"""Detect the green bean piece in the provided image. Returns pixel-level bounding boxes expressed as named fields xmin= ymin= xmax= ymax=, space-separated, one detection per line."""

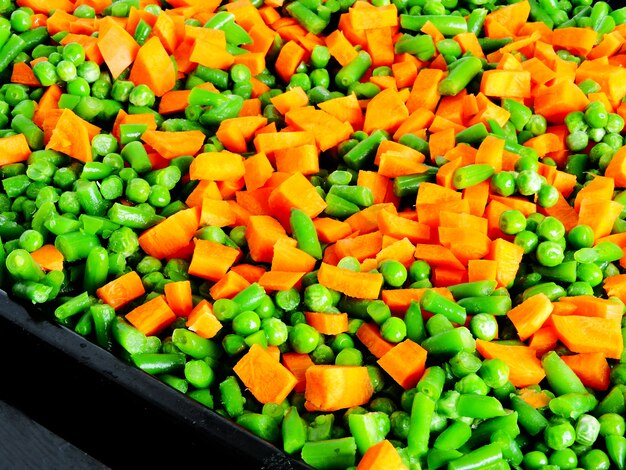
xmin=84 ymin=246 xmax=109 ymax=294
xmin=219 ymin=375 xmax=246 ymax=418
xmin=172 ymin=328 xmax=221 ymax=360
xmin=420 ymin=289 xmax=466 ymax=325
xmin=12 ymin=280 xmax=52 ymax=304
xmin=509 ymin=393 xmax=549 ymax=436
xmin=400 ymin=14 xmax=468 ymax=36
xmin=290 ymin=208 xmax=323 ymax=260
xmin=335 ymin=51 xmax=372 ymax=89
xmin=541 ymin=351 xmax=588 ymax=396
xmin=131 ymin=352 xmax=186 ymax=375
xmin=407 ymin=392 xmax=435 ymax=458
xmin=54 ymin=291 xmax=94 ymax=321
xmin=90 ymin=303 xmax=115 ymax=351
xmin=55 ymin=231 xmax=101 ymax=262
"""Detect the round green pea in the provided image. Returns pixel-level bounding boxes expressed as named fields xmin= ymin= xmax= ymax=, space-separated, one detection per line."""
xmin=499 ymin=209 xmax=527 ymax=235
xmin=515 ymin=155 xmax=540 ymax=172
xmin=566 ymin=281 xmax=594 ymax=297
xmin=232 ymin=310 xmax=261 ymax=336
xmin=567 ymin=224 xmax=595 ymax=249
xmin=537 ymin=184 xmax=559 ymax=208
xmin=514 ymin=230 xmax=539 ymax=254
xmin=536 ymin=216 xmax=566 ymax=241
xmin=584 ymin=101 xmax=609 ymax=129
xmin=516 ymin=170 xmax=543 ymax=196
xmin=469 ymin=313 xmax=498 ymax=341
xmin=536 ymin=241 xmax=565 ymax=267
xmin=578 ymin=449 xmax=610 ymax=470
xmin=289 ymin=322 xmax=320 ymax=354
xmin=490 ymin=171 xmax=517 ymax=197
xmin=576 ymin=262 xmax=603 ymax=287
xmin=525 ymin=212 xmax=545 ymax=232
xmin=548 ymin=448 xmax=577 ymax=469
xmin=62 ymin=42 xmax=86 ymax=66
xmin=222 ymin=333 xmax=247 ymax=356
xmin=337 ymin=256 xmax=360 ymax=272
xmin=478 ymin=358 xmax=509 ymax=389
xmin=523 ymin=450 xmax=549 ymax=469
xmin=10 ymin=9 xmax=32 ymax=32
xmin=335 ymin=347 xmax=363 ymax=366
xmin=380 ymin=316 xmax=407 ymax=343
xmin=544 ymin=420 xmax=576 ymax=450
xmin=379 ymin=259 xmax=407 ymax=287
xmin=303 ymin=283 xmax=334 ymax=313
xmin=18 ymin=229 xmax=44 ymax=252
xmin=261 ymin=317 xmax=288 ymax=346
xmin=409 ymin=260 xmax=431 ymax=282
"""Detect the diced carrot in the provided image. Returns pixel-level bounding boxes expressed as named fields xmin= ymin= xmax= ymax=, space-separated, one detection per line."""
xmin=188 ymin=239 xmax=240 ymax=281
xmin=305 ymin=312 xmax=349 ymax=335
xmin=561 ymin=352 xmax=611 ymax=391
xmin=164 ymin=280 xmax=193 ymax=317
xmin=551 ymin=315 xmax=623 ymax=360
xmin=304 ymin=365 xmax=373 ymax=412
xmin=475 ymin=339 xmax=546 ymax=388
xmin=377 ymin=339 xmax=427 ymax=389
xmin=507 ymin=293 xmax=554 ymax=341
xmin=186 ymin=300 xmax=223 ymax=339
xmin=281 ymin=352 xmax=314 ymax=393
xmin=96 ymin=271 xmax=145 ymax=310
xmin=233 ymin=343 xmax=297 ymax=404
xmin=125 ymin=294 xmax=177 ymax=336
xmin=356 ymin=439 xmax=407 ymax=470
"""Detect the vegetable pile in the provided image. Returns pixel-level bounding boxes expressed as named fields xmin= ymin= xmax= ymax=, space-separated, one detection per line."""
xmin=3 ymin=0 xmax=626 ymax=468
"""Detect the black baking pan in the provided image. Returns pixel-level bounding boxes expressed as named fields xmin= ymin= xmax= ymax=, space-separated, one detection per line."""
xmin=0 ymin=291 xmax=311 ymax=469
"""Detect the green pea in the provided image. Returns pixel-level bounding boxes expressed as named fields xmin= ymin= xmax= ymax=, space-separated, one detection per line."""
xmin=469 ymin=313 xmax=498 ymax=341
xmin=303 ymin=283 xmax=334 ymax=313
xmin=125 ymin=178 xmax=151 ymax=203
xmin=478 ymin=358 xmax=509 ymax=389
xmin=261 ymin=317 xmax=288 ymax=346
xmin=62 ymin=42 xmax=86 ymax=66
xmin=379 ymin=259 xmax=407 ymax=287
xmin=544 ymin=420 xmax=576 ymax=450
xmin=490 ymin=171 xmax=517 ymax=197
xmin=548 ymin=448 xmax=577 ymax=469
xmin=337 ymin=256 xmax=361 ymax=272
xmin=578 ymin=449 xmax=610 ymax=470
xmin=606 ymin=113 xmax=625 ymax=134
xmin=523 ymin=450 xmax=549 ymax=469
xmin=18 ymin=229 xmax=44 ymax=252
xmin=566 ymin=130 xmax=589 ymax=152
xmin=584 ymin=101 xmax=609 ymax=129
xmin=536 ymin=216 xmax=566 ymax=242
xmin=409 ymin=260 xmax=431 ymax=282
xmin=536 ymin=241 xmax=565 ymax=267
xmin=514 ymin=230 xmax=539 ymax=254
xmin=566 ymin=281 xmax=594 ymax=296
xmin=576 ymin=262 xmax=603 ymax=287
xmin=499 ymin=209 xmax=526 ymax=235
xmin=525 ymin=212 xmax=545 ymax=233
xmin=516 ymin=170 xmax=543 ymax=196
xmin=335 ymin=347 xmax=363 ymax=366
xmin=232 ymin=310 xmax=261 ymax=336
xmin=537 ymin=184 xmax=559 ymax=208
xmin=10 ymin=8 xmax=32 ymax=32
xmin=567 ymin=224 xmax=594 ymax=249
xmin=380 ymin=316 xmax=407 ymax=343
xmin=289 ymin=322 xmax=320 ymax=354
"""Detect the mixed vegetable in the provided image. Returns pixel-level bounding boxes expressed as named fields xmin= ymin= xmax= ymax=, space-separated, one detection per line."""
xmin=2 ymin=0 xmax=626 ymax=468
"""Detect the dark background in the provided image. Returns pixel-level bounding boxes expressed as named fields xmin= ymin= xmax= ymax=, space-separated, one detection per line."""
xmin=0 ymin=293 xmax=309 ymax=469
